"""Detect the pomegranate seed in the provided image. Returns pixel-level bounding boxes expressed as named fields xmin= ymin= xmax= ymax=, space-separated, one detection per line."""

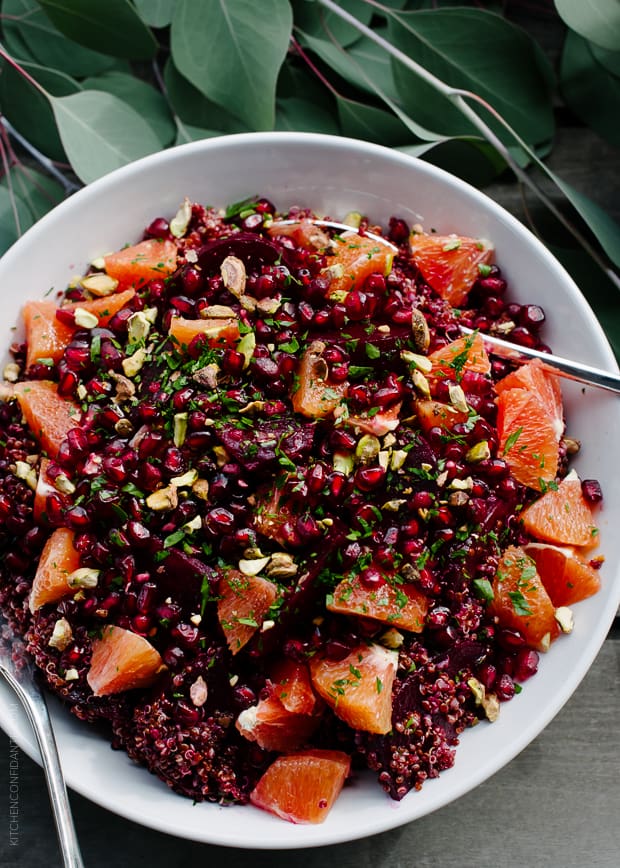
xmin=519 ymin=304 xmax=545 ymax=329
xmin=145 ymin=217 xmax=170 ymax=238
xmin=497 ymin=627 xmax=526 ymax=651
xmin=388 ymin=217 xmax=409 ymax=243
xmin=513 ymin=648 xmax=539 ymax=682
xmin=581 ymin=479 xmax=603 ymax=503
xmin=182 ymin=267 xmax=203 ymax=296
xmin=496 ymin=673 xmax=516 ymax=701
xmin=55 ymin=307 xmax=76 ymax=327
xmin=355 ymin=466 xmax=386 ymax=491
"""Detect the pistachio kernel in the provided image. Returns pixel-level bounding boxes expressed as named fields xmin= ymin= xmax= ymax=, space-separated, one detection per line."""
xmin=48 ymin=618 xmax=73 ymax=651
xmin=67 ymin=568 xmax=100 ymax=590
xmin=239 ymin=556 xmax=270 ymax=577
xmin=170 ymin=197 xmax=193 ymax=238
xmin=80 ymin=273 xmax=119 ymax=297
xmin=265 ymin=552 xmax=298 ymax=579
xmin=555 ymin=606 xmax=574 ymax=634
xmin=189 ymin=675 xmax=209 ymax=707
xmin=220 ymin=256 xmax=247 ymax=298
xmin=410 ymin=308 xmax=430 ymax=353
xmin=355 ymin=434 xmax=380 ymax=465
xmin=122 ymin=347 xmax=148 ymax=378
xmin=466 ymin=440 xmax=491 ymax=463
xmin=146 ymin=486 xmax=178 ymax=512
xmin=3 ymin=362 xmax=19 ymax=383
xmin=73 ymin=307 xmax=99 ymax=329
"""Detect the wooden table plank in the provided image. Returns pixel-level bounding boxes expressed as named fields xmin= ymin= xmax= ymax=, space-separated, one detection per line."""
xmin=1 ymin=640 xmax=617 ymax=867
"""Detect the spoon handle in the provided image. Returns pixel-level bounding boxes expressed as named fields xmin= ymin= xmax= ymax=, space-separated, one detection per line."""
xmin=461 ymin=327 xmax=620 ymax=395
xmin=0 ymin=665 xmax=85 ymax=868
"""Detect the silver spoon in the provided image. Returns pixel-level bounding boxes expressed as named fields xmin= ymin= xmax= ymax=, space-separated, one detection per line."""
xmin=0 ymin=619 xmax=85 ymax=867
xmin=270 ymin=219 xmax=620 ymax=395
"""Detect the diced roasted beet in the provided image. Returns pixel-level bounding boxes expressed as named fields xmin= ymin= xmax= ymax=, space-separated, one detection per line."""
xmin=217 ymin=418 xmax=315 ymax=474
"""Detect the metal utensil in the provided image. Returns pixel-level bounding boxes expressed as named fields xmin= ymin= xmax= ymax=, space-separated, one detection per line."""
xmin=460 ymin=327 xmax=620 ymax=395
xmin=0 ymin=619 xmax=85 ymax=868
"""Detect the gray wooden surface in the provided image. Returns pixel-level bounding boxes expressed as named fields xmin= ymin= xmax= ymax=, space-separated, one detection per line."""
xmin=1 ymin=11 xmax=620 ymax=868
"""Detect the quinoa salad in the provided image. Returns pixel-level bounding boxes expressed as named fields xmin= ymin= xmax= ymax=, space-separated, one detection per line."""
xmin=0 ymin=195 xmax=603 ymax=824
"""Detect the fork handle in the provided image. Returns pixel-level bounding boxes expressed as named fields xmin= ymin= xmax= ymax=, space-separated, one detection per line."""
xmin=1 ymin=668 xmax=85 ymax=868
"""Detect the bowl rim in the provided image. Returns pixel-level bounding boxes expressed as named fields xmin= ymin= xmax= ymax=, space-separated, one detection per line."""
xmin=1 ymin=131 xmax=619 ymax=849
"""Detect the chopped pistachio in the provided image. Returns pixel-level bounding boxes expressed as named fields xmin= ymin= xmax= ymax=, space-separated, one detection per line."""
xmin=122 ymin=347 xmax=148 ymax=378
xmin=266 ymin=552 xmax=298 ymax=579
xmin=563 ymin=436 xmax=581 ymax=455
xmin=377 ymin=324 xmax=391 ymax=334
xmin=449 ymin=476 xmax=473 ymax=491
xmin=435 ymin=470 xmax=449 ymax=488
xmin=382 ymin=498 xmax=406 ymax=512
xmin=76 ymin=384 xmax=88 ymax=401
xmin=189 ymin=613 xmax=202 ymax=626
xmin=171 ymin=468 xmax=199 ymax=488
xmin=494 ymin=320 xmax=515 ymax=335
xmin=555 ymin=606 xmax=574 ymax=634
xmin=466 ymin=440 xmax=491 ymax=463
xmin=229 ymin=674 xmax=239 ymax=687
xmin=390 ymin=449 xmax=408 ymax=471
xmin=333 ymin=451 xmax=354 ymax=475
xmin=67 ymin=568 xmax=100 ymax=590
xmin=401 ymin=563 xmax=420 ymax=582
xmin=146 ymin=486 xmax=178 ymax=511
xmin=3 ymin=362 xmax=19 ymax=383
xmin=64 ymin=668 xmax=79 ymax=682
xmin=200 ymin=304 xmax=237 ymax=319
xmin=15 ymin=460 xmax=37 ymax=490
xmin=378 ymin=450 xmax=391 ymax=470
xmin=54 ymin=473 xmax=76 ymax=495
xmin=383 ymin=432 xmax=397 ymax=449
xmin=240 ymin=294 xmax=257 ymax=312
xmin=114 ymin=417 xmax=134 ymax=437
xmin=238 ymin=400 xmax=267 ymax=416
xmin=183 ymin=515 xmax=202 ymax=533
xmin=412 ymin=369 xmax=431 ymax=398
xmin=73 ymin=307 xmax=99 ymax=329
xmin=189 ymin=675 xmax=208 ymax=707
xmin=255 ymin=297 xmax=281 ymax=315
xmin=237 ymin=331 xmax=256 ymax=369
xmin=127 ymin=310 xmax=152 ymax=343
xmin=325 ymin=263 xmax=344 ymax=281
xmin=448 ymin=383 xmax=469 ymax=413
xmin=173 ymin=412 xmax=188 ymax=447
xmin=220 ymin=255 xmax=247 ymax=297
xmin=343 ymin=210 xmax=362 ymax=228
xmin=243 ymin=546 xmax=266 ymax=560
xmin=89 ymin=255 xmax=106 ymax=270
xmin=239 ymin=556 xmax=271 ymax=576
xmin=81 ymin=272 xmax=119 ymax=297
xmin=185 ymin=249 xmax=198 ymax=264
xmin=380 ymin=627 xmax=404 ymax=649
xmin=48 ymin=618 xmax=73 ymax=651
xmin=329 ymin=289 xmax=348 ymax=303
xmin=170 ymin=197 xmax=193 ymax=238
xmin=355 ymin=433 xmax=380 ymax=465
xmin=400 ymin=349 xmax=433 ymax=374
xmin=212 ymin=445 xmax=229 ymax=468
xmin=539 ymin=631 xmax=552 ymax=653
xmin=260 ymin=619 xmax=275 ymax=632
xmin=193 ymin=363 xmax=220 ymax=389
xmin=192 ymin=478 xmax=210 ymax=500
xmin=411 ymin=308 xmax=430 ymax=353
xmin=468 ymin=677 xmax=500 ymax=722
xmin=448 ymin=490 xmax=470 ymax=508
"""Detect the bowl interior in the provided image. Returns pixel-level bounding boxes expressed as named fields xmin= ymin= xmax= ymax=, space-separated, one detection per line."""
xmin=1 ymin=133 xmax=619 ymax=849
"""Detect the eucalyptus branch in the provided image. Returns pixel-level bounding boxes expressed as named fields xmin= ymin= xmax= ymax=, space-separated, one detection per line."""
xmin=0 ymin=127 xmax=21 ymax=235
xmin=0 ymin=118 xmax=80 ymax=194
xmin=316 ymin=0 xmax=620 ymax=288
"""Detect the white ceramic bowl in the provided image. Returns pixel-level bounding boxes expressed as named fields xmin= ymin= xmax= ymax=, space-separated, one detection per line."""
xmin=1 ymin=133 xmax=619 ymax=849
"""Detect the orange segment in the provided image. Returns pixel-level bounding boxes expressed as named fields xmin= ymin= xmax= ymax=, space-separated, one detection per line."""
xmin=309 ymin=643 xmax=397 ymax=735
xmin=292 ymin=341 xmax=347 ymax=420
xmin=13 ymin=380 xmax=81 ymax=458
xmin=250 ymin=749 xmax=351 ymax=824
xmin=87 ymin=625 xmax=163 ymax=696
xmin=236 ymin=689 xmax=321 ymax=753
xmin=270 ymin=659 xmax=319 ymax=715
xmin=496 ymin=388 xmax=559 ymax=491
xmin=323 ymin=232 xmax=393 ymax=297
xmin=169 ymin=316 xmax=240 ymax=351
xmin=523 ymin=542 xmax=602 ymax=607
xmin=496 ymin=359 xmax=563 ymax=436
xmin=67 ymin=287 xmax=136 ymax=327
xmin=428 ymin=333 xmax=491 ymax=383
xmin=23 ymin=299 xmax=74 ymax=368
xmin=29 ymin=527 xmax=80 ymax=612
xmin=268 ymin=219 xmax=330 ymax=251
xmin=520 ymin=471 xmax=598 ymax=546
xmin=217 ymin=570 xmax=278 ymax=654
xmin=415 ymin=399 xmax=469 ymax=434
xmin=327 ymin=574 xmax=429 ymax=632
xmin=409 ymin=232 xmax=493 ymax=306
xmin=104 ymin=238 xmax=177 ymax=290
xmin=346 ymin=402 xmax=402 ymax=437
xmin=488 ymin=545 xmax=558 ymax=652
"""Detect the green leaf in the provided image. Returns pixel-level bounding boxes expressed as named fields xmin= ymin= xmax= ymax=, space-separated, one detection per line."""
xmin=4 ymin=166 xmax=65 ymax=222
xmin=336 ymin=94 xmax=411 ymax=146
xmin=560 ymin=30 xmax=620 ymax=149
xmin=0 ymin=57 xmax=80 ymax=161
xmin=590 ymin=43 xmax=620 ymax=77
xmin=421 ymin=138 xmax=507 ymax=187
xmin=388 ymin=8 xmax=555 ymax=147
xmin=2 ymin=0 xmax=117 ymax=75
xmin=174 ymin=120 xmax=222 ymax=145
xmin=0 ymin=185 xmax=34 ymax=254
xmin=36 ymin=0 xmax=157 ymax=59
xmin=81 ymin=71 xmax=176 ymax=147
xmin=133 ymin=0 xmax=175 ymax=28
xmin=555 ymin=0 xmax=620 ymax=52
xmin=170 ymin=0 xmax=293 ymax=130
xmin=347 ymin=32 xmax=402 ymax=102
xmin=292 ymin=0 xmax=373 ymax=48
xmin=163 ymin=59 xmax=246 ymax=132
xmin=547 ymin=176 xmax=620 ymax=270
xmin=276 ymin=97 xmax=339 ymax=134
xmin=49 ymin=90 xmax=162 ymax=184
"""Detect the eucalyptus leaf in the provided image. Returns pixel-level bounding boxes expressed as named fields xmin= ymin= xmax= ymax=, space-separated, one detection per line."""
xmin=276 ymin=97 xmax=339 ymax=134
xmin=590 ymin=43 xmax=620 ymax=77
xmin=0 ymin=57 xmax=80 ymax=161
xmin=277 ymin=60 xmax=330 ymax=107
xmin=174 ymin=121 xmax=222 ymax=146
xmin=561 ymin=31 xmax=620 ymax=149
xmin=37 ymin=0 xmax=157 ymax=60
xmin=293 ymin=0 xmax=373 ymax=48
xmin=2 ymin=0 xmax=117 ymax=75
xmin=133 ymin=0 xmax=175 ymax=29
xmin=548 ymin=174 xmax=620 ymax=270
xmin=170 ymin=0 xmax=293 ymax=130
xmin=336 ymin=94 xmax=412 ymax=146
xmin=49 ymin=90 xmax=162 ymax=184
xmin=164 ymin=59 xmax=247 ymax=133
xmin=388 ymin=8 xmax=555 ymax=147
xmin=347 ymin=32 xmax=402 ymax=102
xmin=555 ymin=0 xmax=620 ymax=53
xmin=82 ymin=71 xmax=176 ymax=147
xmin=8 ymin=166 xmax=65 ymax=222
xmin=422 ymin=138 xmax=507 ymax=187
xmin=0 ymin=185 xmax=34 ymax=254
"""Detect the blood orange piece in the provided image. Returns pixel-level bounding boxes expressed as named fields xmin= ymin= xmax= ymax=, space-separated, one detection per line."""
xmin=415 ymin=399 xmax=469 ymax=434
xmin=409 ymin=232 xmax=493 ymax=306
xmin=13 ymin=380 xmax=81 ymax=458
xmin=87 ymin=625 xmax=163 ymax=696
xmin=292 ymin=341 xmax=347 ymax=420
xmin=236 ymin=688 xmax=321 ymax=753
xmin=327 ymin=574 xmax=429 ymax=633
xmin=217 ymin=570 xmax=278 ymax=655
xmin=33 ymin=458 xmax=64 ymax=523
xmin=428 ymin=333 xmax=491 ymax=383
xmin=496 ymin=359 xmax=563 ymax=438
xmin=523 ymin=542 xmax=602 ymax=607
xmin=29 ymin=527 xmax=80 ymax=612
xmin=488 ymin=545 xmax=558 ymax=652
xmin=250 ymin=749 xmax=351 ymax=824
xmin=496 ymin=387 xmax=559 ymax=491
xmin=67 ymin=287 xmax=136 ymax=327
xmin=168 ymin=316 xmax=240 ymax=351
xmin=103 ymin=238 xmax=177 ymax=290
xmin=22 ymin=299 xmax=74 ymax=368
xmin=268 ymin=219 xmax=331 ymax=251
xmin=309 ymin=643 xmax=397 ymax=735
xmin=346 ymin=402 xmax=402 ymax=437
xmin=520 ymin=471 xmax=599 ymax=546
xmin=324 ymin=232 xmax=393 ymax=298
xmin=270 ymin=659 xmax=319 ymax=715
